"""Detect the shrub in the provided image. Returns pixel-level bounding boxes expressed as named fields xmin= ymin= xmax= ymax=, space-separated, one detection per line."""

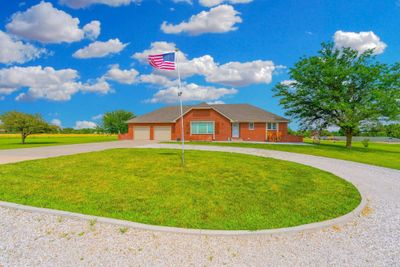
xmin=361 ymin=138 xmax=370 ymax=148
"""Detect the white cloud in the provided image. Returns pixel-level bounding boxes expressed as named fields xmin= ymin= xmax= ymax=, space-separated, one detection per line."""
xmin=333 ymin=30 xmax=387 ymax=55
xmin=0 ymin=30 xmax=46 ymax=64
xmin=161 ymin=5 xmax=242 ymax=35
xmin=280 ymin=80 xmax=296 ymax=86
xmin=80 ymin=78 xmax=110 ymax=93
xmin=92 ymin=114 xmax=103 ymax=120
xmin=104 ymin=65 xmax=138 ymax=84
xmin=132 ymin=41 xmax=184 ymax=62
xmin=51 ymin=119 xmax=62 ymax=127
xmin=74 ymin=120 xmax=97 ymax=129
xmin=147 ymin=82 xmax=237 ymax=103
xmin=205 ymin=60 xmax=276 ymax=86
xmin=199 ymin=0 xmax=252 ymax=7
xmin=59 ymin=0 xmax=136 ymax=8
xmin=138 ymin=73 xmax=178 ymax=88
xmin=207 ymin=100 xmax=225 ymax=104
xmin=73 ymin=39 xmax=127 ymax=59
xmin=83 ymin=20 xmax=101 ymax=40
xmin=133 ymin=41 xmax=279 ymax=87
xmin=0 ymin=66 xmax=111 ymax=101
xmin=6 ymin=2 xmax=97 ymax=43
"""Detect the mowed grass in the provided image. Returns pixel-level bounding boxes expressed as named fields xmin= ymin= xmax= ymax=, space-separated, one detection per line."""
xmin=0 ymin=149 xmax=361 ymax=230
xmin=171 ymin=139 xmax=400 ymax=170
xmin=0 ymin=134 xmax=117 ymax=150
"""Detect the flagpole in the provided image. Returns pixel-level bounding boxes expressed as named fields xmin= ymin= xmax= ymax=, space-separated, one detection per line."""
xmin=175 ymin=49 xmax=185 ymax=166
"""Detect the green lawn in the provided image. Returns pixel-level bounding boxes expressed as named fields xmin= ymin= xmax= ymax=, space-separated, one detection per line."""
xmin=0 ymin=148 xmax=361 ymax=230
xmin=0 ymin=134 xmax=117 ymax=150
xmin=170 ymin=139 xmax=400 ymax=170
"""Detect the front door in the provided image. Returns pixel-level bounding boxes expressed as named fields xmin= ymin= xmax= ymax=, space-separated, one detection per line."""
xmin=232 ymin=122 xmax=239 ymax=138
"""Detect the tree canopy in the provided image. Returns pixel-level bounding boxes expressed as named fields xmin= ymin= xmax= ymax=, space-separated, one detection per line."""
xmin=273 ymin=42 xmax=400 ymax=148
xmin=0 ymin=111 xmax=55 ymax=144
xmin=101 ymin=110 xmax=134 ymax=134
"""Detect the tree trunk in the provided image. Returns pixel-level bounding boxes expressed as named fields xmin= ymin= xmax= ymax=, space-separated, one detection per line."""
xmin=21 ymin=133 xmax=26 ymax=144
xmin=345 ymin=129 xmax=353 ymax=148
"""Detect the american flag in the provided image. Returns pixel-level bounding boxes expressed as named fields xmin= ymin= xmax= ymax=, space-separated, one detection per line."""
xmin=148 ymin=52 xmax=176 ymax=70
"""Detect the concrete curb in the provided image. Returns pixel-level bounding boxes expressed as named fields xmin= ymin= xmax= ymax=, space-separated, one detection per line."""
xmin=0 ymin=144 xmax=368 ymax=236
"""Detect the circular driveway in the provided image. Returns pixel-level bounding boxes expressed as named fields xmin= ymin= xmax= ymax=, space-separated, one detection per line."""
xmin=0 ymin=142 xmax=399 ymax=266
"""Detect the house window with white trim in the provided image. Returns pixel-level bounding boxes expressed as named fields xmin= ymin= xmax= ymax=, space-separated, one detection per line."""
xmin=191 ymin=121 xmax=214 ymax=134
xmin=267 ymin=122 xmax=278 ymax=130
xmin=249 ymin=122 xmax=254 ymax=130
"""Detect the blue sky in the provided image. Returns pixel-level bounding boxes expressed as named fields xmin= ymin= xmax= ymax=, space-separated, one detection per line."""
xmin=0 ymin=0 xmax=399 ymax=129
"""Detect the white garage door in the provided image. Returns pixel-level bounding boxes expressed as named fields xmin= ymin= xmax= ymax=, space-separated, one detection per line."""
xmin=154 ymin=126 xmax=171 ymax=140
xmin=134 ymin=126 xmax=150 ymax=140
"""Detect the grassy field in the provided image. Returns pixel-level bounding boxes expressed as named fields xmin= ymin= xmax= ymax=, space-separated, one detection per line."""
xmin=170 ymin=139 xmax=400 ymax=170
xmin=0 ymin=134 xmax=117 ymax=150
xmin=0 ymin=148 xmax=361 ymax=230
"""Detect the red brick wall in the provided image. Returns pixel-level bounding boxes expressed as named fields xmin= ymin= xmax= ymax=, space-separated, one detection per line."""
xmin=265 ymin=122 xmax=303 ymax=143
xmin=175 ymin=108 xmax=232 ymax=141
xmin=117 ymin=125 xmax=133 ymax=140
xmin=239 ymin=122 xmax=266 ymax=141
xmin=124 ymin=111 xmax=303 ymax=143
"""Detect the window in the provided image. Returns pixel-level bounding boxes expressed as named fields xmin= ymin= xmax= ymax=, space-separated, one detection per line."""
xmin=267 ymin=122 xmax=278 ymax=130
xmin=191 ymin=121 xmax=214 ymax=134
xmin=249 ymin=122 xmax=254 ymax=130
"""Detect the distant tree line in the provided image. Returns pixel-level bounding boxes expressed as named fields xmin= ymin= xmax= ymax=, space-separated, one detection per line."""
xmin=0 ymin=110 xmax=135 ymax=144
xmin=289 ymin=123 xmax=400 ymax=139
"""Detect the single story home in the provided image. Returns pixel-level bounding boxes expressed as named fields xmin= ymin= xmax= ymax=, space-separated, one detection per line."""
xmin=119 ymin=102 xmax=303 ymax=142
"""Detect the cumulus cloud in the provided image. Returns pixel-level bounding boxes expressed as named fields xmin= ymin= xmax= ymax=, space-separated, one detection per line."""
xmin=207 ymin=100 xmax=225 ymax=104
xmin=280 ymin=80 xmax=296 ymax=86
xmin=83 ymin=20 xmax=101 ymax=40
xmin=0 ymin=30 xmax=46 ymax=64
xmin=0 ymin=66 xmax=111 ymax=101
xmin=74 ymin=120 xmax=97 ymax=129
xmin=92 ymin=114 xmax=103 ymax=120
xmin=133 ymin=41 xmax=279 ymax=87
xmin=138 ymin=73 xmax=178 ymax=88
xmin=161 ymin=5 xmax=242 ymax=35
xmin=147 ymin=82 xmax=237 ymax=103
xmin=199 ymin=0 xmax=252 ymax=7
xmin=51 ymin=118 xmax=62 ymax=127
xmin=6 ymin=2 xmax=97 ymax=43
xmin=132 ymin=41 xmax=184 ymax=62
xmin=205 ymin=60 xmax=276 ymax=86
xmin=73 ymin=39 xmax=128 ymax=59
xmin=333 ymin=30 xmax=387 ymax=55
xmin=59 ymin=0 xmax=137 ymax=8
xmin=104 ymin=64 xmax=138 ymax=84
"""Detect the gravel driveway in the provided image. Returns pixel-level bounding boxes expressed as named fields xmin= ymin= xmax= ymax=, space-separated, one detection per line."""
xmin=0 ymin=142 xmax=399 ymax=266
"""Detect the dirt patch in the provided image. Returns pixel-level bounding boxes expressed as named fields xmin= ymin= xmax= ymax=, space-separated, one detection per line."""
xmin=361 ymin=205 xmax=373 ymax=217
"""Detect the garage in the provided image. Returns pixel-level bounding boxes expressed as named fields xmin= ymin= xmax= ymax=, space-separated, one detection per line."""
xmin=134 ymin=126 xmax=150 ymax=140
xmin=154 ymin=126 xmax=172 ymax=141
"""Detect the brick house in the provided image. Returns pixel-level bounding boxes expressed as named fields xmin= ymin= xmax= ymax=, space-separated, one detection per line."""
xmin=119 ymin=103 xmax=303 ymax=142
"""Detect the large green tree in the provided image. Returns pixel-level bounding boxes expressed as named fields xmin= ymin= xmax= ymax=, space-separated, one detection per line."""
xmin=102 ymin=110 xmax=134 ymax=134
xmin=0 ymin=111 xmax=54 ymax=144
xmin=273 ymin=43 xmax=400 ymax=148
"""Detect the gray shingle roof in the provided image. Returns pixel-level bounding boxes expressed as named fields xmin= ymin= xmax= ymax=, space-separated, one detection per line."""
xmin=127 ymin=103 xmax=288 ymax=123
